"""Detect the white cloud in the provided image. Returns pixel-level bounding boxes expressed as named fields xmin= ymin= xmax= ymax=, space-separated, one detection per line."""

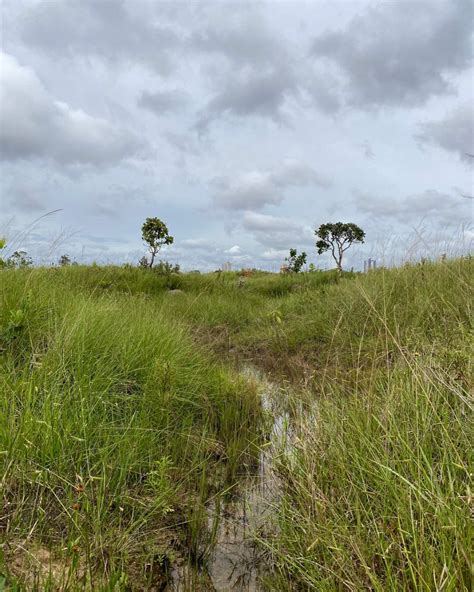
xmin=242 ymin=211 xmax=314 ymax=250
xmin=260 ymin=248 xmax=288 ymax=262
xmin=180 ymin=238 xmax=215 ymax=249
xmin=225 ymin=245 xmax=241 ymax=254
xmin=243 ymin=212 xmax=293 ymax=232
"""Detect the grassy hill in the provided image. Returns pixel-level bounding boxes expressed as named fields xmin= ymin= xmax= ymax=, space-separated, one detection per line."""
xmin=1 ymin=258 xmax=472 ymax=590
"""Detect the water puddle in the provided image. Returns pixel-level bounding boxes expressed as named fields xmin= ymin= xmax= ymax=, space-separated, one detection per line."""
xmin=168 ymin=367 xmax=290 ymax=591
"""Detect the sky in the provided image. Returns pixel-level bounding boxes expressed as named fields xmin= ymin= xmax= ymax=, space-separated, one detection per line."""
xmin=0 ymin=0 xmax=473 ymax=271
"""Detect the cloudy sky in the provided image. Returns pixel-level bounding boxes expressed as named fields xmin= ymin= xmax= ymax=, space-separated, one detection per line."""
xmin=0 ymin=0 xmax=473 ymax=270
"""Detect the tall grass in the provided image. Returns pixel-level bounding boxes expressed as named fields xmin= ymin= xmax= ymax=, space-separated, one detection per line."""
xmin=147 ymin=257 xmax=472 ymax=590
xmin=0 ymin=269 xmax=261 ymax=589
xmin=1 ymin=259 xmax=471 ymax=590
xmin=257 ymin=260 xmax=473 ymax=591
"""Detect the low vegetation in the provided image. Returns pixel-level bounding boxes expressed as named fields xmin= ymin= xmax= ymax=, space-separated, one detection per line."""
xmin=1 ymin=257 xmax=472 ymax=590
xmin=0 ymin=269 xmax=261 ymax=589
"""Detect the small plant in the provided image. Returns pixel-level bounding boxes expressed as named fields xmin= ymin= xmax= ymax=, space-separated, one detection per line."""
xmin=141 ymin=217 xmax=174 ymax=269
xmin=0 ymin=297 xmax=31 ymax=346
xmin=147 ymin=457 xmax=175 ymax=516
xmin=285 ymin=248 xmax=307 ymax=273
xmin=58 ymin=254 xmax=71 ymax=266
xmin=315 ymin=222 xmax=365 ymax=272
xmin=153 ymin=260 xmax=180 ymax=275
xmin=268 ymin=308 xmax=283 ymax=324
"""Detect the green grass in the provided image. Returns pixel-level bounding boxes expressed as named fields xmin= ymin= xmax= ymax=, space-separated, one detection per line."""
xmin=1 ymin=258 xmax=472 ymax=590
xmin=0 ymin=269 xmax=261 ymax=589
xmin=245 ymin=260 xmax=472 ymax=591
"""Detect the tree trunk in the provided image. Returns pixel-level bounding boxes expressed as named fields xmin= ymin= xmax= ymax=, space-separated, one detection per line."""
xmin=149 ymin=249 xmax=156 ymax=268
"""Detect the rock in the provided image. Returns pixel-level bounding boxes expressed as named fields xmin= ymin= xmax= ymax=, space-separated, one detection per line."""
xmin=167 ymin=289 xmax=184 ymax=295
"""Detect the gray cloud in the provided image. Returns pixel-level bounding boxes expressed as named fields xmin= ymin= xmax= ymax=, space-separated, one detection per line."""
xmin=19 ymin=0 xmax=178 ymax=75
xmin=271 ymin=162 xmax=331 ymax=189
xmin=190 ymin=10 xmax=284 ymax=68
xmin=1 ymin=1 xmax=472 ymax=270
xmin=311 ymin=0 xmax=473 ymax=109
xmin=304 ymin=69 xmax=342 ymax=114
xmin=8 ymin=185 xmax=45 ymax=212
xmin=164 ymin=132 xmax=199 ymax=155
xmin=2 ymin=171 xmax=61 ymax=214
xmin=417 ymin=103 xmax=474 ymax=162
xmin=212 ymin=161 xmax=330 ymax=210
xmin=212 ymin=172 xmax=285 ymax=211
xmin=243 ymin=211 xmax=313 ymax=249
xmin=138 ymin=89 xmax=190 ymax=116
xmin=0 ymin=52 xmax=144 ymax=167
xmin=189 ymin=5 xmax=299 ymax=129
xmin=196 ymin=64 xmax=298 ymax=131
xmin=355 ymin=190 xmax=472 ymax=225
xmin=90 ymin=185 xmax=153 ymax=217
xmin=16 ymin=0 xmax=301 ymax=129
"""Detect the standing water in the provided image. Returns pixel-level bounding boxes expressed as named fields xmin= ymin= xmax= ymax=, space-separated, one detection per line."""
xmin=169 ymin=367 xmax=291 ymax=591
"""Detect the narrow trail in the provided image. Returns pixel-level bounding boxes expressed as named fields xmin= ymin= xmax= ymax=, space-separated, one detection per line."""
xmin=168 ymin=367 xmax=293 ymax=591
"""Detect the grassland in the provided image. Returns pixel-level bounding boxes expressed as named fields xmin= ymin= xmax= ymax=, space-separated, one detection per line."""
xmin=0 ymin=268 xmax=262 ymax=589
xmin=1 ymin=258 xmax=472 ymax=590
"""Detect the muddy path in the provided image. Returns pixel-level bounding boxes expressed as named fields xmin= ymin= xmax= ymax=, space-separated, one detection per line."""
xmin=167 ymin=367 xmax=293 ymax=591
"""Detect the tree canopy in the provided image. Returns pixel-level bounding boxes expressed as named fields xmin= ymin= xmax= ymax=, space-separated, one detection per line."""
xmin=141 ymin=217 xmax=174 ymax=269
xmin=315 ymin=222 xmax=365 ymax=272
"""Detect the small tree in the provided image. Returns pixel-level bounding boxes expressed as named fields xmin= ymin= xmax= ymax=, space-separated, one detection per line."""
xmin=285 ymin=248 xmax=307 ymax=273
xmin=315 ymin=222 xmax=365 ymax=272
xmin=58 ymin=254 xmax=71 ymax=267
xmin=7 ymin=250 xmax=33 ymax=269
xmin=141 ymin=217 xmax=174 ymax=269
